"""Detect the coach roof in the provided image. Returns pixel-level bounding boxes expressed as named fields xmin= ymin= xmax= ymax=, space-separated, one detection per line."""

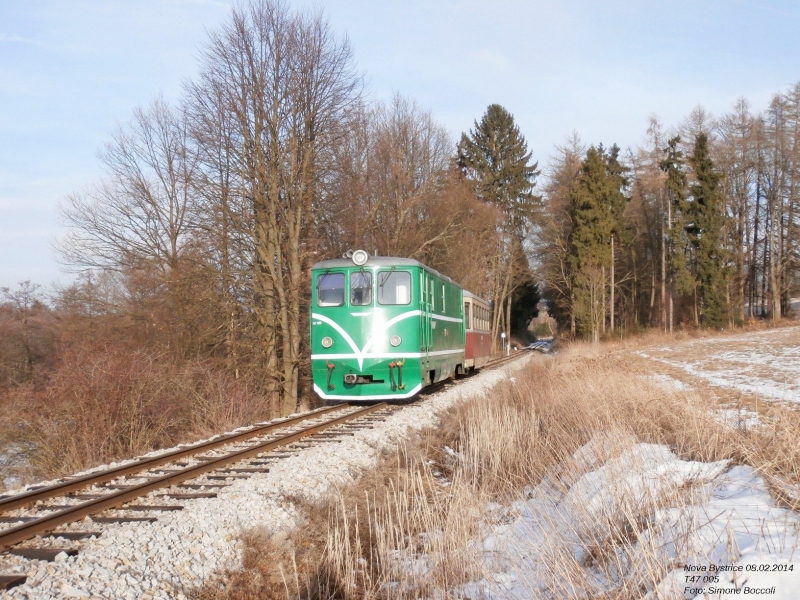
xmin=311 ymin=256 xmax=460 ymax=288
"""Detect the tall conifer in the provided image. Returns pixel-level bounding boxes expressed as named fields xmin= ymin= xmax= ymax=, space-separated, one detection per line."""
xmin=660 ymin=137 xmax=695 ymax=302
xmin=457 ymin=104 xmax=540 ymax=347
xmin=457 ymin=104 xmax=541 ymax=235
xmin=689 ymin=133 xmax=728 ymax=327
xmin=567 ymin=145 xmax=628 ymax=342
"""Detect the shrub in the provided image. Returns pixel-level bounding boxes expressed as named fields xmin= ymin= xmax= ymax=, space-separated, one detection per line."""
xmin=1 ymin=343 xmax=274 ymax=480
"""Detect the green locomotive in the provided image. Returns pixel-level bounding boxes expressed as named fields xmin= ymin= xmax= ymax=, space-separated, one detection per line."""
xmin=310 ymin=250 xmax=465 ymax=400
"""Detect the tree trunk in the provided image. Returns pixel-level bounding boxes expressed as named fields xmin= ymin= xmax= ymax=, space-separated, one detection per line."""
xmin=661 ymin=207 xmax=666 ymax=332
xmin=610 ymin=235 xmax=615 ymax=332
xmin=505 ymin=292 xmax=512 ymax=351
xmin=601 ymin=265 xmax=606 ymax=335
xmin=769 ymin=194 xmax=782 ymax=321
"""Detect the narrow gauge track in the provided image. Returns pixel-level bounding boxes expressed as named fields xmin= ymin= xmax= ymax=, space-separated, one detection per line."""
xmin=484 ymin=350 xmax=534 ymax=370
xmin=0 ymin=402 xmax=392 ymax=591
xmin=0 ymin=350 xmax=533 ymax=591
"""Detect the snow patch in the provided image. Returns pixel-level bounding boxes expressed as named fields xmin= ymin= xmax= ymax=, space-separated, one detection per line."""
xmin=460 ymin=438 xmax=800 ymax=599
xmin=645 ymin=373 xmax=692 ymax=392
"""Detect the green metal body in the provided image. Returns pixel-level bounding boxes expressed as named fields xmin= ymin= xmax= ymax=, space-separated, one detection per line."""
xmin=310 ymin=256 xmax=465 ymax=401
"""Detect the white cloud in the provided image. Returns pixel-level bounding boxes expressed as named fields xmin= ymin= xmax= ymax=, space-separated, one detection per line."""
xmin=0 ymin=33 xmax=44 ymax=46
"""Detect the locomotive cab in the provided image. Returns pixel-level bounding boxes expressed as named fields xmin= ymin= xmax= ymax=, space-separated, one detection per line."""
xmin=310 ymin=252 xmax=465 ymax=401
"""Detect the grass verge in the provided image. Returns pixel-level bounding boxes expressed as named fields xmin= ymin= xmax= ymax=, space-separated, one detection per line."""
xmin=195 ymin=341 xmax=800 ymax=599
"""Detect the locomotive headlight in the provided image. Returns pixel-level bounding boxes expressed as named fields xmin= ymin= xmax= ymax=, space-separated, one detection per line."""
xmin=390 ymin=335 xmax=402 ymax=347
xmin=321 ymin=336 xmax=333 ymax=348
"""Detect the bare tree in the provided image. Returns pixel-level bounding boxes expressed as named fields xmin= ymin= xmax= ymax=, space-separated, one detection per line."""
xmin=717 ymin=98 xmax=757 ymax=323
xmin=186 ymin=0 xmax=361 ymax=414
xmin=322 ymin=95 xmax=483 ymax=258
xmin=537 ymin=133 xmax=585 ymax=334
xmin=57 ymin=97 xmax=196 ymax=274
xmin=0 ymin=282 xmax=53 ymax=384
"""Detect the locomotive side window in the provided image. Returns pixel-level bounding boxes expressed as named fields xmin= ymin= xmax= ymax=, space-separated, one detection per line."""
xmin=317 ymin=272 xmax=345 ymax=306
xmin=378 ymin=271 xmax=411 ymax=305
xmin=350 ymin=271 xmax=372 ymax=306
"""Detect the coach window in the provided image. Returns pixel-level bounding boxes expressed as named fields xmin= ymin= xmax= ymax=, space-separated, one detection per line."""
xmin=378 ymin=270 xmax=411 ymax=305
xmin=317 ymin=272 xmax=345 ymax=306
xmin=464 ymin=302 xmax=470 ymax=329
xmin=350 ymin=271 xmax=372 ymax=306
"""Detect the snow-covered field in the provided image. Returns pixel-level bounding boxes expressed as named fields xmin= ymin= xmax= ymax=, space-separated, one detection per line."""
xmin=465 ymin=440 xmax=800 ymax=599
xmin=0 ymin=357 xmax=532 ymax=599
xmin=455 ymin=328 xmax=800 ymax=599
xmin=635 ymin=325 xmax=800 ymax=404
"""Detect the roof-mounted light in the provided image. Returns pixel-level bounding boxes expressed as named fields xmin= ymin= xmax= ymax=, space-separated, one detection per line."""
xmin=352 ymin=249 xmax=369 ymax=266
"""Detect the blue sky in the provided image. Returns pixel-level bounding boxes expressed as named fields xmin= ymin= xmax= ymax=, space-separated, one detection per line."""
xmin=1 ymin=0 xmax=799 ymax=289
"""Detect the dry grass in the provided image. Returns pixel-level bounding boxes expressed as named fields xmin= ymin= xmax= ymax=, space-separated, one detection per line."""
xmin=195 ymin=335 xmax=800 ymax=599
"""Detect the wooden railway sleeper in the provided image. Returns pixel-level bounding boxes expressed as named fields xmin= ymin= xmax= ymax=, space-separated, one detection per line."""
xmin=0 ymin=575 xmax=27 ymax=591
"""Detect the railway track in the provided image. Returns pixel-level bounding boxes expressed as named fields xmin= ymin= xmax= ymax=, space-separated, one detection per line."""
xmin=485 ymin=349 xmax=534 ymax=370
xmin=0 ymin=402 xmax=393 ymax=591
xmin=0 ymin=350 xmax=533 ymax=593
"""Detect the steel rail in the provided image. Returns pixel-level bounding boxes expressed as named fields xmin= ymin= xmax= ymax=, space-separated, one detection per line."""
xmin=0 ymin=402 xmax=388 ymax=551
xmin=0 ymin=404 xmax=345 ymax=513
xmin=485 ymin=351 xmax=530 ymax=369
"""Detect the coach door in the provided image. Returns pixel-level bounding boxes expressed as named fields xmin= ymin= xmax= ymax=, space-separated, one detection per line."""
xmin=421 ymin=271 xmax=433 ymax=363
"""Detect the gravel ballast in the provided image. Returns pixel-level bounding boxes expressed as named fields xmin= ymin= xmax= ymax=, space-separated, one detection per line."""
xmin=1 ymin=356 xmax=532 ymax=599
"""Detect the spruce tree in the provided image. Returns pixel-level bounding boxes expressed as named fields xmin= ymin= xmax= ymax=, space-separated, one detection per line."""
xmin=660 ymin=137 xmax=695 ymax=301
xmin=689 ymin=133 xmax=728 ymax=327
xmin=567 ymin=145 xmax=628 ymax=342
xmin=457 ymin=104 xmax=541 ymax=235
xmin=457 ymin=104 xmax=540 ymax=348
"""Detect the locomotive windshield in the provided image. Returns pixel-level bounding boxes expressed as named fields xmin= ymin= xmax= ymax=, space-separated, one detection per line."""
xmin=317 ymin=272 xmax=345 ymax=306
xmin=350 ymin=271 xmax=372 ymax=306
xmin=378 ymin=270 xmax=411 ymax=305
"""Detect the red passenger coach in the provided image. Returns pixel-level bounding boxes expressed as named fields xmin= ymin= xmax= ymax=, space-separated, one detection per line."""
xmin=463 ymin=291 xmax=491 ymax=371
